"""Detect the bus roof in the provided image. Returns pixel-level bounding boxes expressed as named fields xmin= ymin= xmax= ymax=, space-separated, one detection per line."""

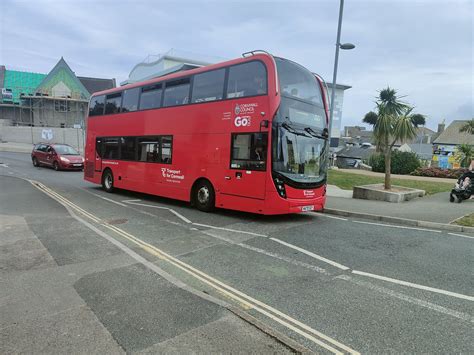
xmin=92 ymin=52 xmax=275 ymax=98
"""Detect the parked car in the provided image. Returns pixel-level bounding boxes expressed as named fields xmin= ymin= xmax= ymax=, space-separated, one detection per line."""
xmin=31 ymin=143 xmax=84 ymax=171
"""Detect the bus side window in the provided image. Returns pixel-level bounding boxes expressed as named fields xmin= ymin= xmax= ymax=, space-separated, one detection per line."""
xmin=163 ymin=78 xmax=191 ymax=107
xmin=227 ymin=61 xmax=267 ymax=99
xmin=121 ymin=88 xmax=140 ymax=113
xmin=105 ymin=93 xmax=122 ymax=115
xmin=230 ymin=132 xmax=268 ymax=171
xmin=160 ymin=136 xmax=172 ymax=164
xmin=89 ymin=95 xmax=105 ymax=116
xmin=140 ymin=84 xmax=162 ymax=110
xmin=137 ymin=137 xmax=160 ymax=163
xmin=191 ymin=69 xmax=225 ymax=103
xmin=103 ymin=137 xmax=119 ymax=159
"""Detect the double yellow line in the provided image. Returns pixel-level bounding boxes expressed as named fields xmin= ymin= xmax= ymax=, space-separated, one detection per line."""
xmin=31 ymin=180 xmax=359 ymax=355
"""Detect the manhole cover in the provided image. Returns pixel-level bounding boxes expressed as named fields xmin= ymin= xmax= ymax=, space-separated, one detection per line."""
xmin=106 ymin=218 xmax=128 ymax=225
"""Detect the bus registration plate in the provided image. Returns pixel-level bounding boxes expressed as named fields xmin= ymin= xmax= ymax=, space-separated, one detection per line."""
xmin=301 ymin=205 xmax=314 ymax=212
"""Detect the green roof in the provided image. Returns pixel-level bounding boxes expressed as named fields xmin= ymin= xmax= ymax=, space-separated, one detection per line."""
xmin=3 ymin=70 xmax=46 ymax=103
xmin=36 ymin=58 xmax=90 ymax=100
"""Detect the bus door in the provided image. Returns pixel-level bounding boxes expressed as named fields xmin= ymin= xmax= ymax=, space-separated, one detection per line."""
xmin=221 ymin=132 xmax=267 ymax=200
xmin=95 ymin=137 xmax=102 ymax=172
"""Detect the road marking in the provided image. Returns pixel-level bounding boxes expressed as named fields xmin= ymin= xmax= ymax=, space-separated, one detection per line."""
xmin=122 ymin=199 xmax=142 ymax=203
xmin=337 ymin=275 xmax=474 ymax=323
xmin=82 ymin=189 xmax=127 ymax=206
xmin=0 ymin=163 xmax=8 ymax=168
xmin=315 ymin=213 xmax=348 ymax=221
xmin=239 ymin=243 xmax=329 ymax=275
xmin=448 ymin=232 xmax=474 ymax=240
xmin=193 ymin=223 xmax=268 ymax=237
xmin=352 ymin=220 xmax=442 ymax=233
xmin=269 ymin=238 xmax=350 ymax=271
xmin=352 ymin=270 xmax=474 ymax=302
xmin=31 ymin=180 xmax=358 ymax=355
xmin=123 ymin=200 xmax=192 ymax=224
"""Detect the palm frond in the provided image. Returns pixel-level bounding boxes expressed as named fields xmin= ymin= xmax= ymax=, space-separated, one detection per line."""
xmin=459 ymin=119 xmax=474 ymax=134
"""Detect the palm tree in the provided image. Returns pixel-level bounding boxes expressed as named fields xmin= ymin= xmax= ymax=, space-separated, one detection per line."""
xmin=455 ymin=144 xmax=473 ymax=168
xmin=363 ymin=87 xmax=426 ymax=190
xmin=459 ymin=119 xmax=474 ymax=134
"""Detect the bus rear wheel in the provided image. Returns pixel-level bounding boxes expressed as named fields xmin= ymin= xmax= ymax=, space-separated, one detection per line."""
xmin=102 ymin=169 xmax=115 ymax=193
xmin=193 ymin=180 xmax=215 ymax=212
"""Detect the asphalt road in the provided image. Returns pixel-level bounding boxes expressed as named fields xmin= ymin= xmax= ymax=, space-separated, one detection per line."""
xmin=1 ymin=151 xmax=473 ymax=354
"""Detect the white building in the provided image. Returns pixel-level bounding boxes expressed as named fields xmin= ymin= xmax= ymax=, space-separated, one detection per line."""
xmin=325 ymin=82 xmax=351 ymax=147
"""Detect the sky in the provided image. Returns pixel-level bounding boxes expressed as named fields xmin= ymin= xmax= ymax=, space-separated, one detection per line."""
xmin=0 ymin=0 xmax=472 ymax=130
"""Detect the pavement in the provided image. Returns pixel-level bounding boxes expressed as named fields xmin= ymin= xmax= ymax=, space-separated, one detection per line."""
xmin=325 ymin=189 xmax=473 ymax=225
xmin=1 ymin=151 xmax=473 ymax=354
xmin=336 ymin=168 xmax=458 ymax=184
xmin=0 ymin=175 xmax=296 ymax=354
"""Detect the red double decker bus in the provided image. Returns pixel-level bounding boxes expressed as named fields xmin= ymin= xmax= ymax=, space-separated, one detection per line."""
xmin=84 ymin=51 xmax=329 ymax=214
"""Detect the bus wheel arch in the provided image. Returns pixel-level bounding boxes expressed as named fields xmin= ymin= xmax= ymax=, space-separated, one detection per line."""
xmin=102 ymin=168 xmax=115 ymax=193
xmin=191 ymin=178 xmax=215 ymax=212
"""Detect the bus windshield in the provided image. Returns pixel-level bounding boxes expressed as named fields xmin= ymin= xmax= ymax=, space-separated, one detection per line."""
xmin=273 ymin=57 xmax=328 ymax=185
xmin=275 ymin=57 xmax=323 ymax=106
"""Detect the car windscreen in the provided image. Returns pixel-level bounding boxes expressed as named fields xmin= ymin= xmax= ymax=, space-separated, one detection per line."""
xmin=54 ymin=145 xmax=79 ymax=155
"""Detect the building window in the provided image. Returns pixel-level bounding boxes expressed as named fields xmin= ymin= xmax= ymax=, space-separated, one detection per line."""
xmin=54 ymin=100 xmax=69 ymax=112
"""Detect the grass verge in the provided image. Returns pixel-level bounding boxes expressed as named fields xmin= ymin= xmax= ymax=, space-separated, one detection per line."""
xmin=327 ymin=170 xmax=453 ymax=195
xmin=452 ymin=213 xmax=474 ymax=227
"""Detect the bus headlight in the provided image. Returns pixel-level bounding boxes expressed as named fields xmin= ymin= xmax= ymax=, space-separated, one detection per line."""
xmin=274 ymin=177 xmax=287 ymax=199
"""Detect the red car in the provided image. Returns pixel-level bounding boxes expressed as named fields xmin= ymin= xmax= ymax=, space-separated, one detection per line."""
xmin=31 ymin=143 xmax=84 ymax=171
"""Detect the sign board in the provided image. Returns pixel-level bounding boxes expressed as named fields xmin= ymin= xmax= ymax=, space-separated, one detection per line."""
xmin=41 ymin=129 xmax=53 ymax=141
xmin=73 ymin=124 xmax=81 ymax=129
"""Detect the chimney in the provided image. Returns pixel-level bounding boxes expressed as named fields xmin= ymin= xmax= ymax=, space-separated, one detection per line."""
xmin=437 ymin=122 xmax=445 ymax=134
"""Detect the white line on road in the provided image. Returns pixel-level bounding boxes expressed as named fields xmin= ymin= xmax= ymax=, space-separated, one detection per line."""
xmin=32 ymin=180 xmax=357 ymax=354
xmin=337 ymin=275 xmax=474 ymax=323
xmin=123 ymin=200 xmax=192 ymax=224
xmin=448 ymin=232 xmax=474 ymax=240
xmin=193 ymin=223 xmax=268 ymax=237
xmin=352 ymin=270 xmax=474 ymax=302
xmin=239 ymin=243 xmax=329 ymax=275
xmin=121 ymin=199 xmax=142 ymax=203
xmin=315 ymin=213 xmax=348 ymax=221
xmin=82 ymin=189 xmax=127 ymax=206
xmin=352 ymin=220 xmax=442 ymax=233
xmin=269 ymin=238 xmax=350 ymax=271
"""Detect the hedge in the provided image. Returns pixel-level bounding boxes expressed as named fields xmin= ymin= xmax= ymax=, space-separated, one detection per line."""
xmin=369 ymin=151 xmax=421 ymax=175
xmin=410 ymin=167 xmax=468 ymax=179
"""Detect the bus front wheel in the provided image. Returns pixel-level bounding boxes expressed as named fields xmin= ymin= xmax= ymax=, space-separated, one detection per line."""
xmin=193 ymin=180 xmax=215 ymax=212
xmin=102 ymin=169 xmax=115 ymax=193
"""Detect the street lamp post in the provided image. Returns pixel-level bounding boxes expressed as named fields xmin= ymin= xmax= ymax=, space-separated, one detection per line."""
xmin=328 ymin=0 xmax=354 ymax=148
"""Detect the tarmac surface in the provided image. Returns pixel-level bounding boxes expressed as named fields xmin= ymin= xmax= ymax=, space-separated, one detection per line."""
xmin=1 ymin=151 xmax=473 ymax=354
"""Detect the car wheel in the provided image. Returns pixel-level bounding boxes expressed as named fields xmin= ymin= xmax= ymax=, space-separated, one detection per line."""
xmin=102 ymin=170 xmax=115 ymax=193
xmin=193 ymin=180 xmax=215 ymax=212
xmin=53 ymin=161 xmax=60 ymax=171
xmin=32 ymin=157 xmax=40 ymax=167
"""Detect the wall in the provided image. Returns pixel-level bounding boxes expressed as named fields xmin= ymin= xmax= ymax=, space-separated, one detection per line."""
xmin=0 ymin=126 xmax=85 ymax=152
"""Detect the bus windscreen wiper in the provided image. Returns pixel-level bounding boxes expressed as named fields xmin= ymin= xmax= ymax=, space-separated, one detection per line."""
xmin=304 ymin=127 xmax=329 ymax=140
xmin=281 ymin=122 xmax=311 ymax=137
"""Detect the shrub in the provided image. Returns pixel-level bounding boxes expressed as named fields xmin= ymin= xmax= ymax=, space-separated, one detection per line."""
xmin=410 ymin=167 xmax=468 ymax=179
xmin=369 ymin=151 xmax=421 ymax=175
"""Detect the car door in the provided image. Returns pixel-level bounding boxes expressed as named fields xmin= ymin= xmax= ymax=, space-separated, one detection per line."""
xmin=36 ymin=144 xmax=47 ymax=164
xmin=220 ymin=132 xmax=267 ymax=200
xmin=44 ymin=145 xmax=55 ymax=166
